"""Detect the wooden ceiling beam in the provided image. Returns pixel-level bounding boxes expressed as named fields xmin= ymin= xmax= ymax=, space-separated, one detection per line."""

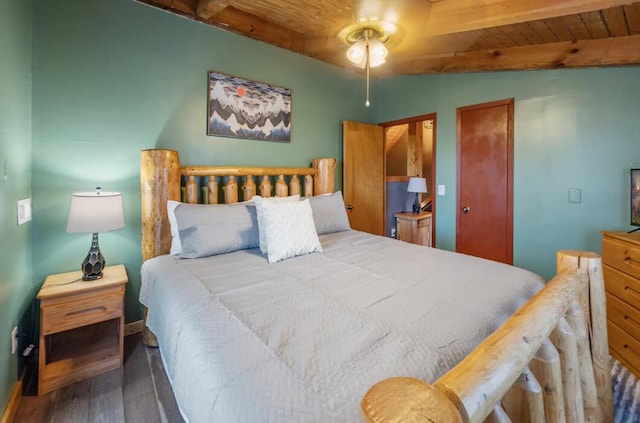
xmin=197 ymin=0 xmax=233 ymax=20
xmin=137 ymin=1 xmax=304 ymax=52
xmin=393 ymin=33 xmax=640 ymax=74
xmin=210 ymin=6 xmax=304 ymax=52
xmin=425 ymin=0 xmax=636 ymax=36
xmin=135 ymin=0 xmax=197 ymax=18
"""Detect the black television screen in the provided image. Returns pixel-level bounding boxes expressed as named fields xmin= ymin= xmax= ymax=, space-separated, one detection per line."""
xmin=632 ymin=169 xmax=640 ymax=227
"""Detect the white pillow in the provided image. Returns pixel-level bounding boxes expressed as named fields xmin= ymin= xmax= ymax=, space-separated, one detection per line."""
xmin=167 ymin=200 xmax=182 ymax=255
xmin=258 ymin=199 xmax=322 ymax=263
xmin=252 ymin=195 xmax=299 ymax=253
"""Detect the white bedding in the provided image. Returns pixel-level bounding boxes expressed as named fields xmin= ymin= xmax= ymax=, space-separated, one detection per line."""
xmin=140 ymin=230 xmax=544 ymax=423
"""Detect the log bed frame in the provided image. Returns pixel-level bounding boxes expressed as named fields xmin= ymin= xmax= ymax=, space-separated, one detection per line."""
xmin=140 ymin=148 xmax=613 ymax=423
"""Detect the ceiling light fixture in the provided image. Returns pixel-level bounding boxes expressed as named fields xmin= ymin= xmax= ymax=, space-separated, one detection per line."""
xmin=346 ymin=27 xmax=389 ymax=107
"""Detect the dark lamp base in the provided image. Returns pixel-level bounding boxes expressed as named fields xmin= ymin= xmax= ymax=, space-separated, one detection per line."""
xmin=412 ymin=193 xmax=421 ymax=214
xmin=82 ymin=233 xmax=105 ymax=281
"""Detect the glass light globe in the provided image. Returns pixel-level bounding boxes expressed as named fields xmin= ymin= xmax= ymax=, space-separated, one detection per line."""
xmin=346 ymin=40 xmax=367 ymax=68
xmin=368 ymin=39 xmax=388 ymax=68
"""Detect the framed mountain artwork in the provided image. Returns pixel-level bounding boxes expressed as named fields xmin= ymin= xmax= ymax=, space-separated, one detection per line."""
xmin=207 ymin=71 xmax=291 ymax=142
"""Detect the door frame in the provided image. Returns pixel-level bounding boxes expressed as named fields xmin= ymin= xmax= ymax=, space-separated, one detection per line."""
xmin=455 ymin=98 xmax=514 ymax=263
xmin=380 ymin=113 xmax=437 ymax=245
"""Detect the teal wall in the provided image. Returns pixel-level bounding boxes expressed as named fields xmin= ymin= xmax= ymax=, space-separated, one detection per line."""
xmin=31 ymin=0 xmax=370 ymax=323
xmin=375 ymin=68 xmax=640 ymax=279
xmin=0 ymin=0 xmax=33 ymax=410
xmin=5 ymin=0 xmax=640 ymax=414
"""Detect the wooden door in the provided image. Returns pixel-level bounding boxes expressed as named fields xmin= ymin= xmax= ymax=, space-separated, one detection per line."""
xmin=456 ymin=99 xmax=513 ymax=264
xmin=343 ymin=121 xmax=385 ymax=235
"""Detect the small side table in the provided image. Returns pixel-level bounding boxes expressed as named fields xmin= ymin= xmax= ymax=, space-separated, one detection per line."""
xmin=37 ymin=264 xmax=128 ymax=395
xmin=395 ymin=211 xmax=432 ymax=247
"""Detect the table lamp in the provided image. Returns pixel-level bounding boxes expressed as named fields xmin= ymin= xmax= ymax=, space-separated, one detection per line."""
xmin=407 ymin=177 xmax=427 ymax=214
xmin=66 ymin=187 xmax=124 ymax=280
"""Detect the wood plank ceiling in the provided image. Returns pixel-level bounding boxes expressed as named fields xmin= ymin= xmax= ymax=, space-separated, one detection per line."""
xmin=137 ymin=0 xmax=640 ymax=76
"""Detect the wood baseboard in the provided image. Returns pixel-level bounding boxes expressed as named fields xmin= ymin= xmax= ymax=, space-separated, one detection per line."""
xmin=124 ymin=320 xmax=144 ymax=337
xmin=1 ymin=380 xmax=22 ymax=423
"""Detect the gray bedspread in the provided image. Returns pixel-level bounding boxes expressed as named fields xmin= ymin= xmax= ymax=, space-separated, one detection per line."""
xmin=140 ymin=230 xmax=544 ymax=423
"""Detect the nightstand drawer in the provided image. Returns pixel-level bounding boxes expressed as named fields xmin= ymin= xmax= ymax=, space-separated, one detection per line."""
xmin=602 ymin=236 xmax=640 ymax=281
xmin=41 ymin=287 xmax=124 ymax=335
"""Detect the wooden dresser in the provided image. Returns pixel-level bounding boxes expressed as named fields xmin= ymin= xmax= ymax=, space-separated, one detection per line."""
xmin=601 ymin=231 xmax=640 ymax=377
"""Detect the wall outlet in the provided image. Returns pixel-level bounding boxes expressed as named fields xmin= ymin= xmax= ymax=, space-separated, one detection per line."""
xmin=11 ymin=326 xmax=18 ymax=354
xmin=437 ymin=185 xmax=445 ymax=196
xmin=391 ymin=227 xmax=397 ymax=238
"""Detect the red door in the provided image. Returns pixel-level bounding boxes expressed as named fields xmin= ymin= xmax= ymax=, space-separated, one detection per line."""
xmin=456 ymin=99 xmax=514 ymax=264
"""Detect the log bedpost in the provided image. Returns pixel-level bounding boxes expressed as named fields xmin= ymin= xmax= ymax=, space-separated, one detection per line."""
xmin=140 ymin=149 xmax=181 ymax=347
xmin=141 ymin=149 xmax=181 ymax=261
xmin=556 ymin=250 xmax=613 ymax=423
xmin=312 ymin=158 xmax=336 ymax=195
xmin=361 ymin=377 xmax=464 ymax=423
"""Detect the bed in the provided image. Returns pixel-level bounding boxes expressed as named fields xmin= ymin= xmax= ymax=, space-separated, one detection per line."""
xmin=140 ymin=149 xmax=613 ymax=423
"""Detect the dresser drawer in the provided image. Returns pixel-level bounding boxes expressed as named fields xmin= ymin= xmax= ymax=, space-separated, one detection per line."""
xmin=41 ymin=286 xmax=124 ymax=335
xmin=603 ymin=264 xmax=640 ymax=309
xmin=607 ymin=292 xmax=640 ymax=340
xmin=602 ymin=236 xmax=640 ymax=280
xmin=608 ymin=319 xmax=640 ymax=377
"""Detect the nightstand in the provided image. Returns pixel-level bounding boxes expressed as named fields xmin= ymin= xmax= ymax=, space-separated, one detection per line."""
xmin=395 ymin=211 xmax=432 ymax=247
xmin=37 ymin=264 xmax=128 ymax=395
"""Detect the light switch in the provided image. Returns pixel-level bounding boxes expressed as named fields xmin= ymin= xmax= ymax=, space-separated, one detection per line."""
xmin=17 ymin=198 xmax=31 ymax=225
xmin=568 ymin=188 xmax=582 ymax=204
xmin=437 ymin=185 xmax=445 ymax=196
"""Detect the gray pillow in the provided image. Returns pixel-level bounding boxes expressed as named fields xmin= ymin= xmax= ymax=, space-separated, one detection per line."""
xmin=307 ymin=191 xmax=351 ymax=235
xmin=175 ymin=202 xmax=258 ymax=258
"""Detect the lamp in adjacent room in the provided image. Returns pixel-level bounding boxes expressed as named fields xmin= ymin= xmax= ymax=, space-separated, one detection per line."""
xmin=407 ymin=177 xmax=427 ymax=214
xmin=66 ymin=187 xmax=124 ymax=280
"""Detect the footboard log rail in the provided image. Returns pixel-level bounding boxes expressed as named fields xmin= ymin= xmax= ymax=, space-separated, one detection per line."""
xmin=362 ymin=250 xmax=613 ymax=423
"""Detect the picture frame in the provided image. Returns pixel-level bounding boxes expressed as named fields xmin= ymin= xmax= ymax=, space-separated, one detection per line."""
xmin=206 ymin=71 xmax=291 ymax=142
xmin=632 ymin=168 xmax=640 ymax=227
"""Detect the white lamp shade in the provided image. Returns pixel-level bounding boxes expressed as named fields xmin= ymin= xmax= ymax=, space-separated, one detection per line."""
xmin=407 ymin=177 xmax=428 ymax=193
xmin=66 ymin=191 xmax=125 ymax=233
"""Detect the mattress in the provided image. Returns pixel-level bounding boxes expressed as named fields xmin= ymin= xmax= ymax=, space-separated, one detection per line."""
xmin=140 ymin=230 xmax=544 ymax=423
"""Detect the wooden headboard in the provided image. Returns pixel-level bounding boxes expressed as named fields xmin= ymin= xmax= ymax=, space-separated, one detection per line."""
xmin=140 ymin=149 xmax=337 ymax=262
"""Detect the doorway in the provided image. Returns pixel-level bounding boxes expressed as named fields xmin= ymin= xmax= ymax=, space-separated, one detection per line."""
xmin=456 ymin=99 xmax=514 ymax=264
xmin=381 ymin=114 xmax=437 ymax=244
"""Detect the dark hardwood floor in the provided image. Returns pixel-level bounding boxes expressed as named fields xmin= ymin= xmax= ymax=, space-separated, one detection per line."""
xmin=15 ymin=333 xmax=184 ymax=423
